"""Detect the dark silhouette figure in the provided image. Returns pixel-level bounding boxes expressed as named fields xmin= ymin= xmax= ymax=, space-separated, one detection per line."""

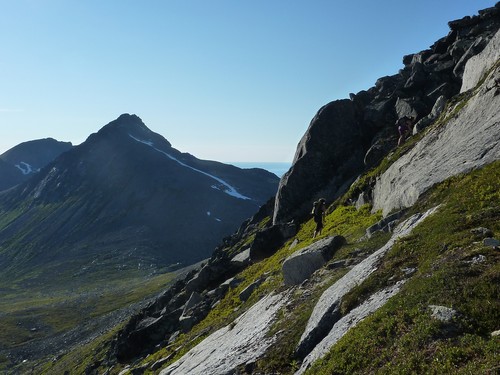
xmin=312 ymin=198 xmax=326 ymax=238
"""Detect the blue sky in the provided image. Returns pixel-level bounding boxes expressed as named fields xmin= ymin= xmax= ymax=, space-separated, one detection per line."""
xmin=0 ymin=1 xmax=496 ymax=162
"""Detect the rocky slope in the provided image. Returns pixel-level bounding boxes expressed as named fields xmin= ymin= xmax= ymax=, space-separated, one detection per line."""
xmin=372 ymin=27 xmax=500 ymax=216
xmin=39 ymin=4 xmax=499 ymax=375
xmin=273 ymin=4 xmax=499 ymax=225
xmin=0 ymin=158 xmax=22 ymax=191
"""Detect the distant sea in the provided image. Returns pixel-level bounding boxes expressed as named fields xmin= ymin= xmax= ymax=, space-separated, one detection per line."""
xmin=230 ymin=162 xmax=292 ymax=177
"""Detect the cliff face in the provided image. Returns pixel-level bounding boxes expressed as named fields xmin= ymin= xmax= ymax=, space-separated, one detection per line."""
xmin=41 ymin=5 xmax=500 ymax=375
xmin=273 ymin=5 xmax=499 ymax=225
xmin=372 ymin=29 xmax=500 ymax=216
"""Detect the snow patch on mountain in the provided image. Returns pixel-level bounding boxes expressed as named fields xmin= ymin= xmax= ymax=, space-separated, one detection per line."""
xmin=129 ymin=135 xmax=252 ymax=200
xmin=206 ymin=211 xmax=221 ymax=221
xmin=15 ymin=162 xmax=37 ymax=175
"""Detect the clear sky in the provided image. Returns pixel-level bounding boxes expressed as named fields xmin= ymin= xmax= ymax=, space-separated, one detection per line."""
xmin=0 ymin=1 xmax=496 ymax=162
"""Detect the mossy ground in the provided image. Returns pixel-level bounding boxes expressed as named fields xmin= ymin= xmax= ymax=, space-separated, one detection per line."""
xmin=304 ymin=161 xmax=500 ymax=374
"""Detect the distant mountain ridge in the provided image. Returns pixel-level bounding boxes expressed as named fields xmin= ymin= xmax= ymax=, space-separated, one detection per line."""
xmin=0 ymin=138 xmax=73 ymax=191
xmin=231 ymin=162 xmax=292 ymax=177
xmin=0 ymin=114 xmax=280 ymax=284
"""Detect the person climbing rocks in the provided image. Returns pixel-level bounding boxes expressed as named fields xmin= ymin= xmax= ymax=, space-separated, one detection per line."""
xmin=397 ymin=116 xmax=415 ymax=146
xmin=312 ymin=198 xmax=326 ymax=238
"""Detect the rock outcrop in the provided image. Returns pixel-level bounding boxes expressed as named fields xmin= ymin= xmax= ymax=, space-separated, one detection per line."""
xmin=295 ymin=207 xmax=440 ymax=359
xmin=282 ymin=235 xmax=346 ymax=285
xmin=296 ymin=281 xmax=406 ymax=375
xmin=159 ymin=292 xmax=290 ymax=375
xmin=372 ymin=29 xmax=500 ymax=216
xmin=273 ymin=100 xmax=366 ymax=225
xmin=273 ymin=6 xmax=499 ymax=224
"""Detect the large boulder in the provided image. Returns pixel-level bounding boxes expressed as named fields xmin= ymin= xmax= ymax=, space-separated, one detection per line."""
xmin=249 ymin=222 xmax=297 ymax=261
xmin=273 ymin=100 xmax=367 ymax=224
xmin=282 ymin=236 xmax=346 ymax=286
xmin=461 ymin=29 xmax=500 ymax=92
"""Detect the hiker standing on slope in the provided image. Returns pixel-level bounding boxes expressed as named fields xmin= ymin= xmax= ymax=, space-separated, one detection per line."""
xmin=312 ymin=198 xmax=326 ymax=238
xmin=397 ymin=116 xmax=415 ymax=146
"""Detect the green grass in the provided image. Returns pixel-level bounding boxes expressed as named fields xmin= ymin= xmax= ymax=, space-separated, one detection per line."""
xmin=0 ymin=269 xmax=176 ymax=373
xmin=304 ymin=161 xmax=500 ymax=374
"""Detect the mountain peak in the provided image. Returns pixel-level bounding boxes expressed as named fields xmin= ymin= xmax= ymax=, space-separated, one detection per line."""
xmin=94 ymin=113 xmax=173 ymax=148
xmin=116 ymin=113 xmax=144 ymax=124
xmin=102 ymin=113 xmax=148 ymax=133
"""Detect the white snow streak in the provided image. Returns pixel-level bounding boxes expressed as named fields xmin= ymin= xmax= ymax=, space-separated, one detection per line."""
xmin=15 ymin=162 xmax=36 ymax=175
xmin=129 ymin=134 xmax=251 ymax=200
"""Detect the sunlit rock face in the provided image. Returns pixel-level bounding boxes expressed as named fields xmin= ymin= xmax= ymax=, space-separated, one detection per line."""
xmin=372 ymin=30 xmax=500 ymax=216
xmin=273 ymin=7 xmax=499 ymax=225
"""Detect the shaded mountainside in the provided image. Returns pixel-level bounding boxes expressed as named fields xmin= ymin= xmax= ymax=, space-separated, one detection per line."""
xmin=0 ymin=114 xmax=279 ymax=284
xmin=0 ymin=138 xmax=73 ymax=191
xmin=0 ymin=159 xmax=23 ymax=192
xmin=17 ymin=4 xmax=500 ymax=375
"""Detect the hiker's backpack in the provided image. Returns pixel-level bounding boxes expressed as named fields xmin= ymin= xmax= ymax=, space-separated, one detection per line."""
xmin=396 ymin=116 xmax=409 ymax=128
xmin=311 ymin=201 xmax=320 ymax=215
xmin=311 ymin=201 xmax=319 ymax=215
